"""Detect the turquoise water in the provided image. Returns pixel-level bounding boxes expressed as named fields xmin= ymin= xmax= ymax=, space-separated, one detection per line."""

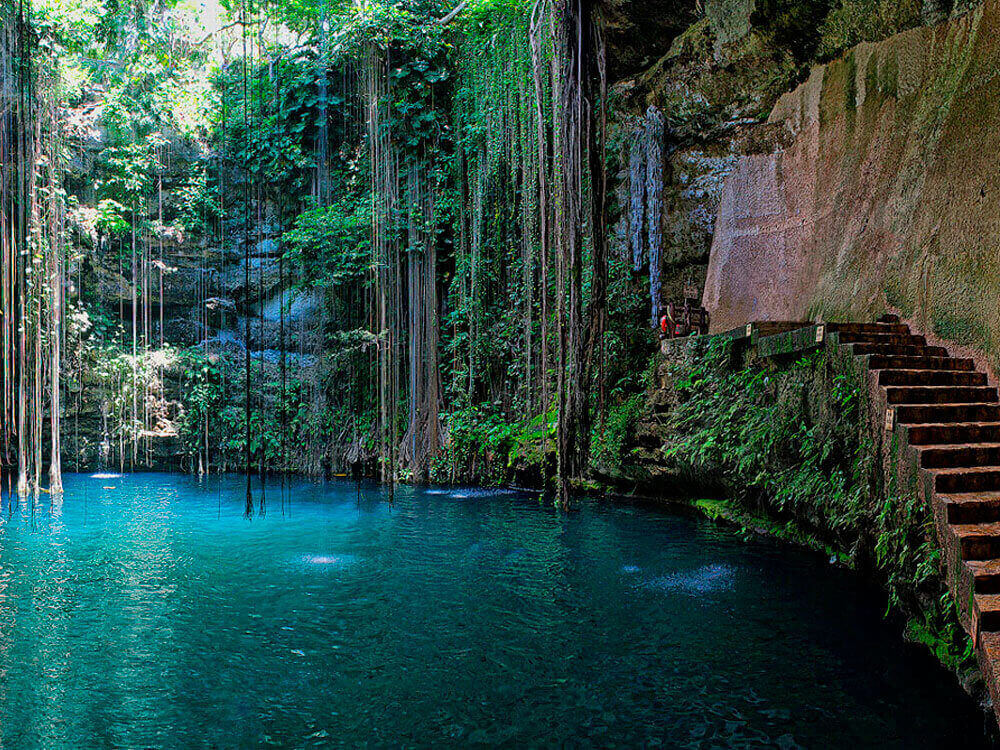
xmin=0 ymin=473 xmax=990 ymax=748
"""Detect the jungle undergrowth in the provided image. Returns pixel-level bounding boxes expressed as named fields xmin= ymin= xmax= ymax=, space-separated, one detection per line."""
xmin=661 ymin=337 xmax=976 ymax=678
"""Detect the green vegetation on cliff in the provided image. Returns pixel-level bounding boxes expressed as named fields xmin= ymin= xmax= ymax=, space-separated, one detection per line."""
xmin=4 ymin=0 xmax=654 ymax=495
xmin=646 ymin=339 xmax=976 ymax=679
xmin=9 ymin=0 xmax=987 ymax=492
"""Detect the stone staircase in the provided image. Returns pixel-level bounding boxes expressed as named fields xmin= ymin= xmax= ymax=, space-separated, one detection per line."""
xmin=832 ymin=314 xmax=1000 ymax=717
xmin=652 ymin=312 xmax=1000 ymax=721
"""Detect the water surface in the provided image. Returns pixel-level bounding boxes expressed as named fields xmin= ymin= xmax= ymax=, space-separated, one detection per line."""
xmin=0 ymin=474 xmax=989 ymax=748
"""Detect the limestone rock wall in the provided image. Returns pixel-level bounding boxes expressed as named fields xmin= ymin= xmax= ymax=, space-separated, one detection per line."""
xmin=704 ymin=0 xmax=1000 ymax=367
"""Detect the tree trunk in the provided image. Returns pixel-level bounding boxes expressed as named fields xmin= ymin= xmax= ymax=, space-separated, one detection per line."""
xmin=553 ymin=0 xmax=591 ymax=508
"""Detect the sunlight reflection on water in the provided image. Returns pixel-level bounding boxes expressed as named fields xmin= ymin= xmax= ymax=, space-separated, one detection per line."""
xmin=300 ymin=554 xmax=358 ymax=567
xmin=643 ymin=563 xmax=736 ymax=595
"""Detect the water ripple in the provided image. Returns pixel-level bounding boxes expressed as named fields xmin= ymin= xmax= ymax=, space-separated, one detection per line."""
xmin=0 ymin=473 xmax=987 ymax=749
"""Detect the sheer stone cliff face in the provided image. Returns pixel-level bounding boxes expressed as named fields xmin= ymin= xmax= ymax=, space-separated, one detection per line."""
xmin=704 ymin=0 xmax=1000 ymax=363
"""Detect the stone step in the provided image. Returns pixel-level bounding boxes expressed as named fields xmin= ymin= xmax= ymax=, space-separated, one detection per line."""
xmin=837 ymin=332 xmax=927 ymax=346
xmin=936 ymin=468 xmax=1000 ymax=494
xmin=749 ymin=321 xmax=811 ymax=337
xmin=852 ymin=342 xmax=948 ymax=357
xmin=886 ymin=385 xmax=999 ymax=405
xmin=907 ymin=422 xmax=1000 ymax=446
xmin=896 ymin=403 xmax=1000 ymax=424
xmin=947 ymin=492 xmax=1000 ymax=525
xmin=867 ymin=354 xmax=975 ymax=371
xmin=634 ymin=433 xmax=663 ymax=450
xmin=967 ymin=559 xmax=1000 ymax=594
xmin=978 ymin=594 xmax=1000 ymax=632
xmin=839 ymin=318 xmax=1000 ymax=725
xmin=920 ymin=443 xmax=1000 ymax=469
xmin=878 ymin=369 xmax=987 ymax=387
xmin=979 ymin=632 xmax=1000 ymax=697
xmin=829 ymin=322 xmax=909 ymax=335
xmin=950 ymin=521 xmax=1000 ymax=560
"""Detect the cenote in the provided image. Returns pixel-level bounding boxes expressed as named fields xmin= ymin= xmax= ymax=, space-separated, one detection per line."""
xmin=0 ymin=474 xmax=989 ymax=748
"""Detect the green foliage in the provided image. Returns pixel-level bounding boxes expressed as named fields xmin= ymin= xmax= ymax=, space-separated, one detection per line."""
xmin=334 ymin=0 xmax=451 ymax=63
xmin=97 ymin=134 xmax=165 ymax=209
xmin=662 ymin=341 xmax=975 ymax=675
xmin=36 ymin=0 xmax=219 ymax=139
xmin=693 ymin=497 xmax=730 ymax=521
xmin=174 ymin=349 xmax=347 ymax=474
xmin=95 ymin=198 xmax=131 ymax=237
xmin=430 ymin=404 xmax=556 ymax=486
xmin=602 ymin=255 xmax=659 ymax=408
xmin=285 ymin=198 xmax=371 ymax=288
xmin=388 ymin=53 xmax=451 ymax=153
xmin=214 ymin=53 xmax=330 ymax=194
xmin=665 ymin=343 xmax=870 ymax=543
xmin=507 ymin=409 xmax=557 ymax=478
xmin=816 ymin=0 xmax=922 ymax=60
xmin=905 ymin=601 xmax=976 ymax=675
xmin=591 ymin=394 xmax=646 ymax=473
xmin=434 ymin=405 xmax=518 ymax=485
xmin=210 ymin=369 xmax=326 ymax=471
xmin=441 ymin=0 xmax=555 ymax=420
xmin=174 ymin=164 xmax=219 ymax=235
xmin=39 ymin=0 xmax=653 ymax=490
xmin=175 ymin=349 xmax=225 ymax=456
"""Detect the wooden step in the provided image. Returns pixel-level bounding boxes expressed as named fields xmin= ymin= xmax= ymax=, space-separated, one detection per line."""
xmin=907 ymin=422 xmax=1000 ymax=446
xmin=979 ymin=631 xmax=1000 ymax=687
xmin=886 ymin=385 xmax=998 ymax=405
xmin=840 ymin=318 xmax=1000 ymax=727
xmin=877 ymin=369 xmax=987 ymax=387
xmin=896 ymin=404 xmax=1000 ymax=424
xmin=936 ymin=468 xmax=1000 ymax=494
xmin=867 ymin=354 xmax=975 ymax=371
xmin=920 ymin=443 xmax=1000 ymax=469
xmin=749 ymin=321 xmax=811 ymax=337
xmin=852 ymin=342 xmax=948 ymax=357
